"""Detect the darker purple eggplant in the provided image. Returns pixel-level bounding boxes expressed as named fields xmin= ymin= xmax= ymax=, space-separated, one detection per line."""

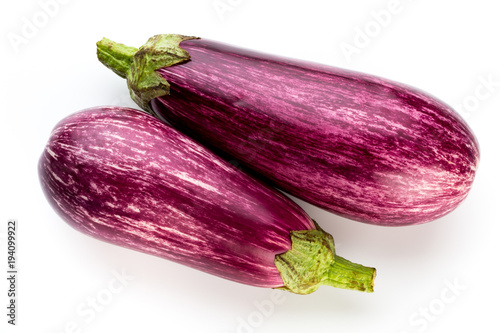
xmin=97 ymin=35 xmax=479 ymax=226
xmin=39 ymin=106 xmax=375 ymax=294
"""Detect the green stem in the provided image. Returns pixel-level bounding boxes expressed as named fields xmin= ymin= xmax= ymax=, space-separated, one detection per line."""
xmin=96 ymin=38 xmax=137 ymax=79
xmin=323 ymin=255 xmax=376 ymax=292
xmin=275 ymin=222 xmax=375 ymax=295
xmin=96 ymin=34 xmax=199 ymax=113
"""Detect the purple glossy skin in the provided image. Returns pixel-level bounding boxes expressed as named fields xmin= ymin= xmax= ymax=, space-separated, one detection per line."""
xmin=39 ymin=106 xmax=315 ymax=288
xmin=151 ymin=39 xmax=480 ymax=226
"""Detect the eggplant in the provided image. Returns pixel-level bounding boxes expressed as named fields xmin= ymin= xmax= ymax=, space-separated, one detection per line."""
xmin=97 ymin=34 xmax=480 ymax=226
xmin=38 ymin=106 xmax=375 ymax=294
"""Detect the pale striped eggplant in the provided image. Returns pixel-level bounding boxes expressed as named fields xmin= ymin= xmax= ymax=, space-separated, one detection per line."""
xmin=97 ymin=35 xmax=480 ymax=226
xmin=38 ymin=106 xmax=375 ymax=294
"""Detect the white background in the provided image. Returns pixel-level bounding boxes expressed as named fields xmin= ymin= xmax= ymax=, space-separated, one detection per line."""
xmin=1 ymin=0 xmax=499 ymax=332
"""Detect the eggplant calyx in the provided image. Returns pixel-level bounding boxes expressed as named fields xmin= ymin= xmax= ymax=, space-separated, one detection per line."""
xmin=275 ymin=222 xmax=376 ymax=295
xmin=96 ymin=34 xmax=199 ymax=114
